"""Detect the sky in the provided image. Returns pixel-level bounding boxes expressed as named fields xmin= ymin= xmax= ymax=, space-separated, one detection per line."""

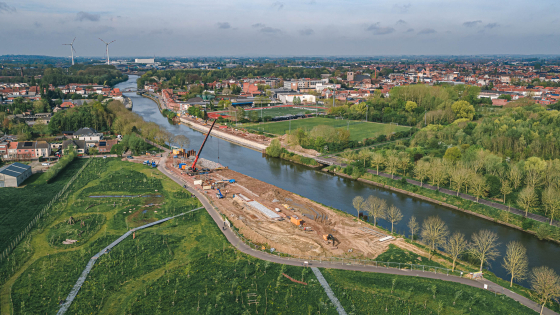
xmin=0 ymin=0 xmax=559 ymax=57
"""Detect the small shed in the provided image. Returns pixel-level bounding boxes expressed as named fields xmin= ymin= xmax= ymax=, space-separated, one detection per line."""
xmin=0 ymin=162 xmax=32 ymax=187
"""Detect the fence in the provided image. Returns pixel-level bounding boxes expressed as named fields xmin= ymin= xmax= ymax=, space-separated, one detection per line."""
xmin=0 ymin=158 xmax=92 ymax=262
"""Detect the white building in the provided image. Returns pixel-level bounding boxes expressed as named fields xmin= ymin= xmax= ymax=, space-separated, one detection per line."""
xmin=135 ymin=58 xmax=155 ymax=64
xmin=278 ymin=94 xmax=316 ymax=105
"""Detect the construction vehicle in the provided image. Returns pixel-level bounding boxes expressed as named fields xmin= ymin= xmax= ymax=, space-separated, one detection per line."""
xmin=323 ymin=234 xmax=338 ymax=246
xmin=143 ymin=160 xmax=149 ymax=165
xmin=216 ymin=188 xmax=224 ymax=199
xmin=151 ymin=161 xmax=157 ymax=168
xmin=187 ymin=119 xmax=216 ymax=176
xmin=290 ymin=216 xmax=303 ymax=226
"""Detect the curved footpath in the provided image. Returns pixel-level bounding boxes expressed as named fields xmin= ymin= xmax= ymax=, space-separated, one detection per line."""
xmin=156 ymin=150 xmax=557 ymax=315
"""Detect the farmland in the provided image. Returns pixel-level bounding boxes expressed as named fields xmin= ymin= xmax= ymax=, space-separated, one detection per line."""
xmin=244 ymin=117 xmax=411 ymax=141
xmin=1 ymin=158 xmax=538 ymax=314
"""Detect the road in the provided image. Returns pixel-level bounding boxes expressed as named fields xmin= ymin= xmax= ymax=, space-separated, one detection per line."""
xmin=156 ymin=149 xmax=557 ymax=315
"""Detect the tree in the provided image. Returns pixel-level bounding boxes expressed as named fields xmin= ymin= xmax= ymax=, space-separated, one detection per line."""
xmin=352 ymin=196 xmax=365 ymax=218
xmin=500 ymin=179 xmax=513 ymax=204
xmin=266 ymin=139 xmax=283 ymax=158
xmin=248 ymin=110 xmax=259 ymax=122
xmin=405 ymin=101 xmax=417 ymax=113
xmin=517 ymin=186 xmax=537 ymax=217
xmin=173 ymin=134 xmax=190 ymax=149
xmin=385 ymin=151 xmax=400 ymax=179
xmin=444 ymin=147 xmax=462 ymax=162
xmin=502 ymin=241 xmax=528 ymax=287
xmin=450 ymin=167 xmax=469 ymax=196
xmin=469 ymin=230 xmax=500 ymax=271
xmin=451 ymin=100 xmax=475 ymax=120
xmin=33 ymin=100 xmax=46 ymax=113
xmin=421 ymin=216 xmax=449 ymax=260
xmin=236 ymin=107 xmax=245 ymax=121
xmin=542 ymin=185 xmax=560 ymax=225
xmin=509 ymin=165 xmax=523 ymax=190
xmin=525 ymin=157 xmax=546 ymax=188
xmin=444 ymin=232 xmax=468 ymax=272
xmin=408 ymin=216 xmax=418 ymax=240
xmin=386 ymin=205 xmax=403 ymax=233
xmin=530 ymin=266 xmax=560 ymax=315
xmin=428 ymin=159 xmax=449 ymax=189
xmin=398 ymin=151 xmax=410 ymax=176
xmin=365 ymin=195 xmax=387 ymax=226
xmin=357 ymin=149 xmax=371 ymax=168
xmin=414 ymin=160 xmax=429 ymax=187
xmin=471 ymin=175 xmax=489 ymax=202
xmin=370 ymin=152 xmax=385 ymax=175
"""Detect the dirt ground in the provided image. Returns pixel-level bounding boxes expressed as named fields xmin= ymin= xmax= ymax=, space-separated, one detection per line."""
xmin=165 ymin=156 xmax=396 ymax=259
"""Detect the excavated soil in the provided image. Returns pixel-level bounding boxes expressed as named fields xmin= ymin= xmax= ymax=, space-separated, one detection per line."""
xmin=166 ymin=156 xmax=396 ymax=259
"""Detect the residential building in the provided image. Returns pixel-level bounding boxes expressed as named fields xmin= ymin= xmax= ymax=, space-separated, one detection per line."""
xmin=62 ymin=139 xmax=88 ymax=155
xmin=17 ymin=142 xmax=36 ymax=159
xmin=73 ymin=127 xmax=103 ymax=141
xmin=97 ymin=139 xmax=118 ymax=153
xmin=0 ymin=162 xmax=33 ymax=187
xmin=35 ymin=141 xmax=51 ymax=158
xmin=0 ymin=142 xmax=8 ymax=159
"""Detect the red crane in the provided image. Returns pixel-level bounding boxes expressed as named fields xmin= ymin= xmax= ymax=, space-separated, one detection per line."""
xmin=190 ymin=119 xmax=217 ymax=172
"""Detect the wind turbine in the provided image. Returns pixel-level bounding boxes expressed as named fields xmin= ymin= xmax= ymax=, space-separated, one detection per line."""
xmin=99 ymin=38 xmax=116 ymax=65
xmin=63 ymin=37 xmax=76 ymax=65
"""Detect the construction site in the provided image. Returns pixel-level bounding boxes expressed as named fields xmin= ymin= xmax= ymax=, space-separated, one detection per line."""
xmin=159 ymin=120 xmax=400 ymax=260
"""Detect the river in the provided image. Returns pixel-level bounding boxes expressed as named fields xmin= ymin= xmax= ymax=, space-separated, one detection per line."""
xmin=118 ymin=76 xmax=560 ymax=287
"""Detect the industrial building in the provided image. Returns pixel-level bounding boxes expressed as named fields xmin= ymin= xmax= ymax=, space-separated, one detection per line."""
xmin=0 ymin=162 xmax=32 ymax=187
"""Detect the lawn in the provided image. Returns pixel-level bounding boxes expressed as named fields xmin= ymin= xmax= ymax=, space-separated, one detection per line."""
xmin=323 ymin=268 xmax=537 ymax=315
xmin=245 ymin=105 xmax=325 ymax=118
xmin=0 ymin=158 xmax=88 ymax=255
xmin=244 ymin=117 xmax=411 ymax=141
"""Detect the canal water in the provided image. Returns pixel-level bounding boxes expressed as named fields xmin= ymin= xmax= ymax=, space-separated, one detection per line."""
xmin=118 ymin=76 xmax=559 ymax=287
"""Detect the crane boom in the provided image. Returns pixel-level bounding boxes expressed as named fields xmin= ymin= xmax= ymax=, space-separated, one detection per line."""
xmin=191 ymin=119 xmax=216 ymax=170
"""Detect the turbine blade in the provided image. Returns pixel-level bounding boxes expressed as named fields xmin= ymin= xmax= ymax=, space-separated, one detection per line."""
xmin=72 ymin=37 xmax=76 ymax=44
xmin=99 ymin=38 xmax=107 ymax=44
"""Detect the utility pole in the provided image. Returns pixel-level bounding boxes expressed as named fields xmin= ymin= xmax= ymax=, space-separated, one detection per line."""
xmin=366 ymin=104 xmax=369 ymax=122
xmin=424 ymin=109 xmax=427 ymax=126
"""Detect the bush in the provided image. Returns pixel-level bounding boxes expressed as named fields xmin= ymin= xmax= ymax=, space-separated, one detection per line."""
xmin=266 ymin=138 xmax=283 ymax=158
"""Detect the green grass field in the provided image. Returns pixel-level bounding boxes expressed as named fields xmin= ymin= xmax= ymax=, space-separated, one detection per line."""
xmin=244 ymin=106 xmax=325 ymax=118
xmin=1 ymin=158 xmax=541 ymax=314
xmin=245 ymin=117 xmax=410 ymax=141
xmin=0 ymin=159 xmax=88 ymax=255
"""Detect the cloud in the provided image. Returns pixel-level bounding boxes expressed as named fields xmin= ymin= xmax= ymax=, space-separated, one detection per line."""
xmin=299 ymin=28 xmax=314 ymax=36
xmin=463 ymin=20 xmax=482 ymax=27
xmin=396 ymin=19 xmax=407 ymax=25
xmin=260 ymin=26 xmax=281 ymax=33
xmin=484 ymin=23 xmax=499 ymax=29
xmin=149 ymin=28 xmax=173 ymax=35
xmin=252 ymin=23 xmax=281 ymax=34
xmin=76 ymin=11 xmax=100 ymax=22
xmin=33 ymin=22 xmax=41 ymax=28
xmin=0 ymin=2 xmax=16 ymax=13
xmin=393 ymin=4 xmax=411 ymax=13
xmin=366 ymin=23 xmax=395 ymax=35
xmin=217 ymin=22 xmax=231 ymax=29
xmin=272 ymin=2 xmax=284 ymax=10
xmin=418 ymin=28 xmax=436 ymax=35
xmin=405 ymin=28 xmax=414 ymax=33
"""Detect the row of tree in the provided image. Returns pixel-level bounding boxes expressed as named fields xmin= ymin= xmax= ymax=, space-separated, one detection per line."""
xmin=351 ymin=196 xmax=560 ymax=313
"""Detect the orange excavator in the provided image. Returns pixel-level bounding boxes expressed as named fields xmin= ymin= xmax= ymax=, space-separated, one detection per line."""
xmin=323 ymin=234 xmax=338 ymax=246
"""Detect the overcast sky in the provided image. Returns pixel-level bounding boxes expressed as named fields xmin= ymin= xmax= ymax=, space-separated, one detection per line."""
xmin=0 ymin=0 xmax=559 ymax=57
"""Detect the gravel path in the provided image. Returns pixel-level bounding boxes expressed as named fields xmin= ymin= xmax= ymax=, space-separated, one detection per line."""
xmin=312 ymin=267 xmax=347 ymax=315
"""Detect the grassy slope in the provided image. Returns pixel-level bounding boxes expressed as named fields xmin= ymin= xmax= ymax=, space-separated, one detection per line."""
xmin=0 ymin=159 xmax=88 ymax=255
xmin=244 ymin=117 xmax=410 ymax=141
xmin=3 ymin=158 xmax=538 ymax=314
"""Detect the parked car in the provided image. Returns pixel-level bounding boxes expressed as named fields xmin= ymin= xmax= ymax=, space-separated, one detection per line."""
xmin=127 ymin=156 xmax=133 ymax=159
xmin=103 ymin=155 xmax=107 ymax=159
xmin=41 ymin=162 xmax=50 ymax=166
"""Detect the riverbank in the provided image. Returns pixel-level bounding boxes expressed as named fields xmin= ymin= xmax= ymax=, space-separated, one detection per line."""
xmin=327 ymin=165 xmax=560 ymax=244
xmin=180 ymin=117 xmax=268 ymax=152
